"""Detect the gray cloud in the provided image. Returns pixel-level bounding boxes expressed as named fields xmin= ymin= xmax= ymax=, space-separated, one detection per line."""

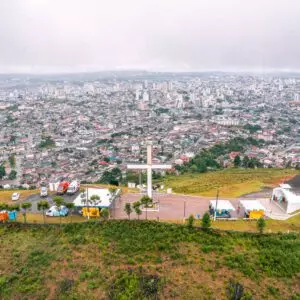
xmin=0 ymin=0 xmax=300 ymax=73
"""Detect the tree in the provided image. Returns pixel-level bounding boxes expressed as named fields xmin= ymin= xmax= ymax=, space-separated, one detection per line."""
xmin=248 ymin=158 xmax=255 ymax=169
xmin=0 ymin=203 xmax=8 ymax=211
xmin=8 ymin=170 xmax=17 ymax=180
xmin=9 ymin=155 xmax=16 ymax=168
xmin=257 ymin=217 xmax=266 ymax=234
xmin=90 ymin=195 xmax=100 ymax=218
xmin=244 ymin=124 xmax=262 ymax=134
xmin=80 ymin=188 xmax=89 ymax=219
xmin=133 ymin=201 xmax=142 ymax=220
xmin=100 ymin=208 xmax=110 ymax=220
xmin=233 ymin=155 xmax=241 ymax=167
xmin=21 ymin=202 xmax=32 ymax=224
xmin=103 ymin=157 xmax=110 ymax=163
xmin=65 ymin=202 xmax=75 ymax=223
xmin=90 ymin=194 xmax=100 ymax=206
xmin=80 ymin=188 xmax=86 ymax=201
xmin=53 ymin=196 xmax=64 ymax=226
xmin=201 ymin=212 xmax=211 ymax=230
xmin=37 ymin=200 xmax=50 ymax=224
xmin=109 ymin=187 xmax=118 ymax=219
xmin=0 ymin=165 xmax=6 ymax=179
xmin=140 ymin=195 xmax=152 ymax=220
xmin=187 ymin=214 xmax=195 ymax=229
xmin=242 ymin=155 xmax=250 ymax=168
xmin=39 ymin=136 xmax=55 ymax=148
xmin=8 ymin=204 xmax=20 ymax=212
xmin=124 ymin=203 xmax=132 ymax=219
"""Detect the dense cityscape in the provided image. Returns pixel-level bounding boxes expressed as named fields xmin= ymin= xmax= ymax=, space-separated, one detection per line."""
xmin=0 ymin=71 xmax=299 ymax=188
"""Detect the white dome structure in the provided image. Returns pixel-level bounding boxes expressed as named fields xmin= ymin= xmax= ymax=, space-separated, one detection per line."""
xmin=271 ymin=184 xmax=300 ymax=214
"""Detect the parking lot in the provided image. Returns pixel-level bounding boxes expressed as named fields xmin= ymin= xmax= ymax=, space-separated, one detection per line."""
xmin=22 ymin=193 xmax=79 ymax=213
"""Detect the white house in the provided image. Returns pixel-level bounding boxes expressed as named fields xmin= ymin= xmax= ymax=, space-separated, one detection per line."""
xmin=73 ymin=187 xmax=121 ymax=208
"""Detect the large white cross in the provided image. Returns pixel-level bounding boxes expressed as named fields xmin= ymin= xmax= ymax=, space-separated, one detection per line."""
xmin=127 ymin=142 xmax=172 ymax=198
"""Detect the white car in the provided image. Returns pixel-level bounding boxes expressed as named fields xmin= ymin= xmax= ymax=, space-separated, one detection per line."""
xmin=46 ymin=205 xmax=69 ymax=217
xmin=40 ymin=187 xmax=48 ymax=197
xmin=11 ymin=192 xmax=20 ymax=201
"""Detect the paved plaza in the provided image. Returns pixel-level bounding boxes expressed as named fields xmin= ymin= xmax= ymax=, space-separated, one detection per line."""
xmin=114 ymin=192 xmax=244 ymax=220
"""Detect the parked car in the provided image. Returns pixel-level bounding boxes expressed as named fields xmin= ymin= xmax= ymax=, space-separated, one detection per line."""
xmin=40 ymin=187 xmax=48 ymax=197
xmin=46 ymin=205 xmax=68 ymax=217
xmin=66 ymin=180 xmax=80 ymax=195
xmin=56 ymin=181 xmax=70 ymax=195
xmin=11 ymin=193 xmax=20 ymax=201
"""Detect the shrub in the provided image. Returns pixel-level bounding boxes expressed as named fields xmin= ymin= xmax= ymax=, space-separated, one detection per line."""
xmin=108 ymin=271 xmax=161 ymax=300
xmin=187 ymin=214 xmax=195 ymax=228
xmin=226 ymin=280 xmax=245 ymax=300
xmin=267 ymin=285 xmax=280 ymax=297
xmin=69 ymin=234 xmax=87 ymax=245
xmin=57 ymin=279 xmax=74 ymax=294
xmin=201 ymin=212 xmax=211 ymax=230
xmin=257 ymin=217 xmax=266 ymax=234
xmin=100 ymin=208 xmax=110 ymax=220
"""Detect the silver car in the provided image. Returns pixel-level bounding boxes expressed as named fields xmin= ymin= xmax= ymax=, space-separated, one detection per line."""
xmin=40 ymin=187 xmax=48 ymax=197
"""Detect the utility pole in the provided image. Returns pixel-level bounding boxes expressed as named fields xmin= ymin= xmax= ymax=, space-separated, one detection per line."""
xmin=184 ymin=200 xmax=186 ymax=218
xmin=214 ymin=189 xmax=219 ymax=221
xmin=86 ymin=186 xmax=90 ymax=220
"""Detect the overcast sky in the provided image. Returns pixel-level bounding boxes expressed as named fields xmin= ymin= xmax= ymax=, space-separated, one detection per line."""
xmin=0 ymin=0 xmax=300 ymax=73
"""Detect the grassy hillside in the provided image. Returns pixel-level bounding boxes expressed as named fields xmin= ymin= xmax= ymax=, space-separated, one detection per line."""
xmin=161 ymin=168 xmax=298 ymax=197
xmin=0 ymin=221 xmax=300 ymax=299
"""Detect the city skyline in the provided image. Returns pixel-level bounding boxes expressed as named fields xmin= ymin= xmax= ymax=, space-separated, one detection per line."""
xmin=1 ymin=0 xmax=300 ymax=73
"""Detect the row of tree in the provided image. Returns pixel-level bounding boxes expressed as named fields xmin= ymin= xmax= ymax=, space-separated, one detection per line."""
xmin=0 ymin=197 xmax=75 ymax=224
xmin=186 ymin=213 xmax=266 ymax=233
xmin=233 ymin=155 xmax=262 ymax=168
xmin=0 ymin=166 xmax=17 ymax=180
xmin=124 ymin=195 xmax=153 ymax=220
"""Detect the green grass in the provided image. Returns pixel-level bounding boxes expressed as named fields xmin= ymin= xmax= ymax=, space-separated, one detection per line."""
xmin=16 ymin=213 xmax=87 ymax=224
xmin=0 ymin=221 xmax=299 ymax=299
xmin=161 ymin=168 xmax=299 ymax=197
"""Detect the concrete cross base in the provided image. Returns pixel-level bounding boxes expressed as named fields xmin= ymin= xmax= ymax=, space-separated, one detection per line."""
xmin=141 ymin=203 xmax=159 ymax=212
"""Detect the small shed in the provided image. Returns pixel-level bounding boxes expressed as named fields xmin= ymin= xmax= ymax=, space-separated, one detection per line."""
xmin=240 ymin=200 xmax=265 ymax=219
xmin=73 ymin=187 xmax=120 ymax=208
xmin=209 ymin=200 xmax=235 ymax=218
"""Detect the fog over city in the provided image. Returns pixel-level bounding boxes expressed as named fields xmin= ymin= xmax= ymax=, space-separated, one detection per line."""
xmin=0 ymin=0 xmax=300 ymax=73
